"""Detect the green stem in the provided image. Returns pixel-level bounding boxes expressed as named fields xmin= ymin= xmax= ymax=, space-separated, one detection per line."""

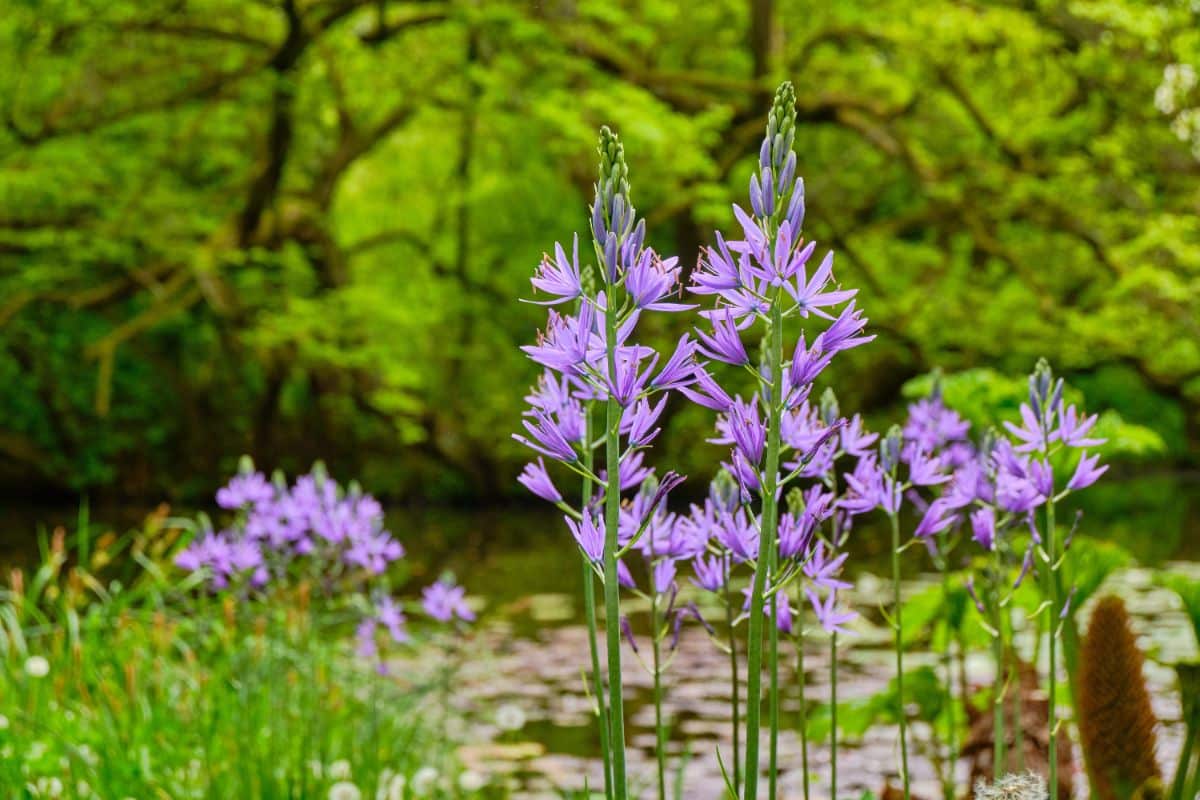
xmin=1046 ymin=497 xmax=1059 ymax=800
xmin=603 ymin=296 xmax=629 ymax=800
xmin=727 ymin=592 xmax=742 ymax=794
xmin=831 ymin=631 xmax=838 ymax=800
xmin=743 ymin=298 xmax=785 ymax=800
xmin=939 ymin=537 xmax=957 ymax=800
xmin=653 ymin=591 xmax=668 ymax=800
xmin=1170 ymin=717 xmax=1197 ymax=800
xmin=991 ymin=549 xmax=1007 ymax=776
xmin=580 ymin=408 xmax=613 ymax=799
xmin=796 ymin=621 xmax=809 ymax=800
xmin=769 ymin=549 xmax=780 ymax=800
xmin=583 ymin=557 xmax=612 ymax=796
xmin=889 ymin=511 xmax=911 ymax=800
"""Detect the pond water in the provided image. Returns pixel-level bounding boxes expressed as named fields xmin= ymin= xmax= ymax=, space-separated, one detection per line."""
xmin=6 ymin=472 xmax=1200 ymax=799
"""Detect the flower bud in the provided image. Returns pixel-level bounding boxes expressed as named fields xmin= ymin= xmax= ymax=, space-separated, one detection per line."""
xmin=819 ymin=388 xmax=840 ymax=426
xmin=880 ymin=425 xmax=903 ymax=472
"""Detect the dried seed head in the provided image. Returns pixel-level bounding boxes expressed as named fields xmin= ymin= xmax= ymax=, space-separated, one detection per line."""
xmin=973 ymin=772 xmax=1048 ymax=800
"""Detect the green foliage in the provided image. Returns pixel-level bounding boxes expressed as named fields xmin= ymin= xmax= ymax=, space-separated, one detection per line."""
xmin=1061 ymin=539 xmax=1135 ymax=616
xmin=0 ymin=0 xmax=1197 ymax=500
xmin=806 ymin=665 xmax=953 ymax=743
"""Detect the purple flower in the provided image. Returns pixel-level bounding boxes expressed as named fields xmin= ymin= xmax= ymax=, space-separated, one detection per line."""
xmin=970 ymin=506 xmax=996 ymax=551
xmin=518 ymin=458 xmax=562 ymax=503
xmin=714 ymin=507 xmax=759 ymax=562
xmin=789 ymin=334 xmax=835 ymax=388
xmin=913 ymin=498 xmax=958 ymax=539
xmin=696 ymin=309 xmax=749 ymax=366
xmin=841 ymin=455 xmax=902 ymax=515
xmin=343 ymin=528 xmax=404 ymax=574
xmin=903 ymin=396 xmax=969 ymax=453
xmin=528 ymin=236 xmax=582 ymax=305
xmin=690 ymin=231 xmax=744 ymax=296
xmin=815 ymin=300 xmax=874 ymax=355
xmin=653 ymin=558 xmax=678 ymax=594
xmin=617 ymin=558 xmax=636 ymax=589
xmin=216 ymin=471 xmax=275 ymax=510
xmin=1066 ymin=451 xmax=1108 ymax=491
xmin=651 ymin=335 xmax=698 ymax=391
xmin=615 ymin=450 xmax=654 ymax=491
xmin=779 ymin=496 xmax=827 ymax=560
xmin=907 ymin=448 xmax=950 ymax=487
xmin=376 ymin=596 xmax=408 ymax=643
xmin=691 ymin=553 xmax=730 ymax=593
xmin=566 ymin=512 xmax=605 ymax=562
xmin=784 ymin=250 xmax=857 ymax=320
xmin=621 ymin=397 xmax=667 ymax=449
xmin=1029 ymin=458 xmax=1054 ymax=497
xmin=840 ymin=414 xmax=878 ymax=458
xmin=678 ymin=365 xmax=735 ymax=411
xmin=713 ymin=396 xmax=765 ymax=464
xmin=422 ymin=579 xmax=475 ymax=623
xmin=1058 ymin=404 xmax=1104 ymax=449
xmin=625 ymin=251 xmax=695 ymax=312
xmin=803 ymin=541 xmax=851 ymax=591
xmin=513 ymin=411 xmax=579 ymax=462
xmin=806 ymin=587 xmax=856 ymax=635
xmin=1004 ymin=402 xmax=1054 ymax=454
xmin=521 ymin=306 xmax=594 ymax=377
xmin=996 ymin=472 xmax=1044 ymax=514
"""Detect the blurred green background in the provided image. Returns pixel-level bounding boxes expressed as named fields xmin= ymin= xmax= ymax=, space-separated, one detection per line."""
xmin=1 ymin=0 xmax=1197 ymax=505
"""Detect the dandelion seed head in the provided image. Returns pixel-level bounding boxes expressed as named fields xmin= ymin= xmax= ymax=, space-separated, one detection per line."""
xmin=974 ymin=772 xmax=1048 ymax=800
xmin=328 ymin=781 xmax=361 ymax=800
xmin=24 ymin=655 xmax=50 ymax=678
xmin=411 ymin=766 xmax=439 ymax=796
xmin=495 ymin=703 xmax=526 ymax=731
xmin=459 ymin=770 xmax=487 ymax=792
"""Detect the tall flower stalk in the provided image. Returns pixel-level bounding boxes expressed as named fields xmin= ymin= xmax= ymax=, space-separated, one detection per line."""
xmin=682 ymin=81 xmax=871 ymax=800
xmin=998 ymin=360 xmax=1107 ymax=800
xmin=887 ymin=500 xmax=910 ymax=799
xmin=579 ymin=405 xmax=613 ymax=796
xmin=515 ymin=125 xmax=698 ymax=799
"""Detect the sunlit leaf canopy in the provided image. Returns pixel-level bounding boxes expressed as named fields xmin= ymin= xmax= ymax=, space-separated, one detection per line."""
xmin=1 ymin=0 xmax=1197 ymax=500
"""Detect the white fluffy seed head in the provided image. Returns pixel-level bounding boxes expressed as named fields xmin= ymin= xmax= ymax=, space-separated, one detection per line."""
xmin=328 ymin=781 xmax=361 ymax=800
xmin=974 ymin=773 xmax=1049 ymax=800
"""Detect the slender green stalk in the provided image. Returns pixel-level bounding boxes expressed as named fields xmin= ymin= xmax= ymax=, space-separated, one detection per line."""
xmin=1170 ymin=703 xmax=1198 ymax=800
xmin=1011 ymin=652 xmax=1025 ymax=773
xmin=743 ymin=298 xmax=785 ymax=800
xmin=938 ymin=535 xmax=957 ymax=800
xmin=727 ymin=591 xmax=742 ymax=794
xmin=831 ymin=631 xmax=839 ymax=800
xmin=990 ymin=549 xmax=1007 ymax=775
xmin=603 ymin=296 xmax=629 ymax=800
xmin=653 ymin=590 xmax=667 ymax=800
xmin=580 ymin=408 xmax=613 ymax=799
xmin=769 ymin=546 xmax=780 ymax=800
xmin=796 ymin=620 xmax=809 ymax=800
xmin=1170 ymin=726 xmax=1194 ymax=800
xmin=1046 ymin=497 xmax=1058 ymax=800
xmin=889 ymin=511 xmax=911 ymax=800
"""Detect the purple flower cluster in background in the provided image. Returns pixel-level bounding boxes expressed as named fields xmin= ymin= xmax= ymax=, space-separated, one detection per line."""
xmin=176 ymin=465 xmax=404 ymax=589
xmin=177 ymin=462 xmax=475 ymax=663
xmin=853 ymin=365 xmax=1109 ymax=606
